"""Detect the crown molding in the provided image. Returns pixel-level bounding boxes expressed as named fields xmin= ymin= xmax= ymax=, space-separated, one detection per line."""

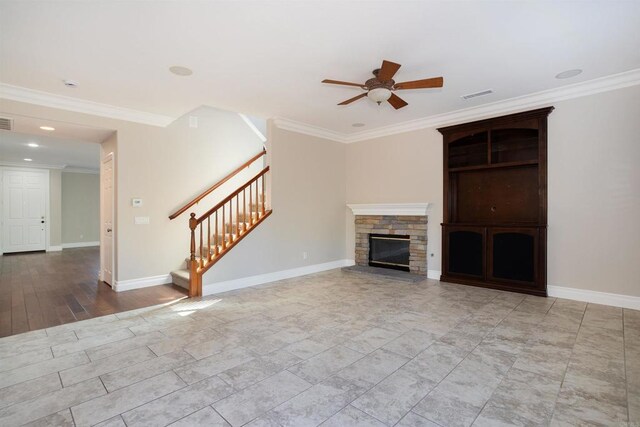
xmin=0 ymin=83 xmax=176 ymax=127
xmin=272 ymin=117 xmax=347 ymax=143
xmin=0 ymin=161 xmax=66 ymax=169
xmin=273 ymin=68 xmax=640 ymax=144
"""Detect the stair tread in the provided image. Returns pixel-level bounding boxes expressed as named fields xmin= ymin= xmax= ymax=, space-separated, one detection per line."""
xmin=171 ymin=269 xmax=189 ymax=278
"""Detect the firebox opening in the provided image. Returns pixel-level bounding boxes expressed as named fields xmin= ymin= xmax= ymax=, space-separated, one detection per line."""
xmin=369 ymin=234 xmax=410 ymax=272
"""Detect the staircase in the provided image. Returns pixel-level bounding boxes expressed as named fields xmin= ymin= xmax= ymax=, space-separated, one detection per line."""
xmin=169 ymin=150 xmax=272 ymax=297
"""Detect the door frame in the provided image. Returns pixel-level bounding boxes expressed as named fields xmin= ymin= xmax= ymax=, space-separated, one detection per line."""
xmin=100 ymin=152 xmax=115 ymax=285
xmin=0 ymin=166 xmax=51 ymax=256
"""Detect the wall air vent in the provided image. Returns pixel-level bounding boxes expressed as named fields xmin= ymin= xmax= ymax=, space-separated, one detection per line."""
xmin=0 ymin=117 xmax=14 ymax=131
xmin=461 ymin=89 xmax=493 ymax=100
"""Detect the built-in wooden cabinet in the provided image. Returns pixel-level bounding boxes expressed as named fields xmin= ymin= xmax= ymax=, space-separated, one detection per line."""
xmin=438 ymin=107 xmax=553 ymax=296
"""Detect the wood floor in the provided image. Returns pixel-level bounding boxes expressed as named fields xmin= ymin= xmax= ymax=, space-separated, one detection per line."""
xmin=0 ymin=247 xmax=187 ymax=337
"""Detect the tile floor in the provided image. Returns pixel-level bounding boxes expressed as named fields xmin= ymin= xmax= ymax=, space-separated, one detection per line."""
xmin=0 ymin=269 xmax=637 ymax=426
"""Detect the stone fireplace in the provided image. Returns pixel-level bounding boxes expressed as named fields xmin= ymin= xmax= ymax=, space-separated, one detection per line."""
xmin=348 ymin=204 xmax=429 ymax=275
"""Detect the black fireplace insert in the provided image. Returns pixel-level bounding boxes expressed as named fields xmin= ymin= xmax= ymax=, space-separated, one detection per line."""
xmin=369 ymin=234 xmax=410 ymax=272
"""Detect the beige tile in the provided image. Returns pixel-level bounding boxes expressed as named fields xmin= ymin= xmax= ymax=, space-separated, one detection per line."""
xmin=322 ymin=405 xmax=386 ymax=427
xmin=168 ymin=406 xmax=230 ymax=427
xmin=551 ymin=380 xmax=628 ymax=426
xmin=175 ymin=346 xmax=256 ymax=384
xmin=0 ymin=378 xmax=105 ymax=426
xmin=0 ymin=372 xmax=61 ymax=410
xmin=60 ymin=346 xmax=156 ymax=386
xmin=213 ymin=370 xmax=311 ymax=426
xmin=382 ymin=329 xmax=438 ymax=358
xmin=336 ymin=348 xmax=409 ymax=389
xmin=219 ymin=349 xmax=301 ymax=390
xmin=23 ymin=409 xmax=74 ymax=427
xmin=85 ymin=330 xmax=165 ymax=361
xmin=0 ymin=347 xmax=53 ymax=373
xmin=0 ymin=351 xmax=89 ymax=389
xmin=122 ymin=375 xmax=233 ymax=427
xmin=100 ymin=349 xmax=194 ymax=392
xmin=51 ymin=328 xmax=134 ymax=357
xmin=287 ymin=345 xmax=364 ymax=384
xmin=71 ymin=372 xmax=186 ymax=427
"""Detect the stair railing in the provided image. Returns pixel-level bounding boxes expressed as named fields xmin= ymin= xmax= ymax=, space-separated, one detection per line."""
xmin=169 ymin=148 xmax=266 ymax=220
xmin=187 ymin=166 xmax=271 ymax=296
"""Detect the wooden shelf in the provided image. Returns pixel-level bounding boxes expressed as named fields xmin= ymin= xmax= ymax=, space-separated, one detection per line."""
xmin=448 ymin=159 xmax=538 ymax=173
xmin=439 ymin=107 xmax=554 ymax=296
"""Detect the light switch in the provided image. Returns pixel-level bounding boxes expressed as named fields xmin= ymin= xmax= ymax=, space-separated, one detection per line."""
xmin=132 ymin=198 xmax=143 ymax=207
xmin=134 ymin=216 xmax=150 ymax=225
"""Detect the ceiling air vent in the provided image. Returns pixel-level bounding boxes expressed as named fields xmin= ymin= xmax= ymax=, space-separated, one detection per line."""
xmin=0 ymin=117 xmax=13 ymax=131
xmin=461 ymin=89 xmax=493 ymax=100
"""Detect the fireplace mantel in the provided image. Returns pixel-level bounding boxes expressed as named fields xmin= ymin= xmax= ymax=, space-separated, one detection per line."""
xmin=347 ymin=203 xmax=430 ymax=216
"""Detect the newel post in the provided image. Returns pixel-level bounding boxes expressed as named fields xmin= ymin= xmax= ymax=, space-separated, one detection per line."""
xmin=188 ymin=213 xmax=200 ymax=297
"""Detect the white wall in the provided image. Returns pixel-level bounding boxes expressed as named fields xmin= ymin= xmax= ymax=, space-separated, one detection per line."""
xmin=61 ymin=172 xmax=100 ymax=245
xmin=345 ymin=128 xmax=443 ymax=275
xmin=345 ymin=85 xmax=640 ymax=297
xmin=547 ymin=86 xmax=640 ymax=297
xmin=203 ymin=125 xmax=348 ymax=284
xmin=49 ymin=170 xmax=62 ymax=248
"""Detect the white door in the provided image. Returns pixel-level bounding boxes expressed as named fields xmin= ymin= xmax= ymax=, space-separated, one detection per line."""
xmin=101 ymin=155 xmax=114 ymax=285
xmin=2 ymin=169 xmax=48 ymax=253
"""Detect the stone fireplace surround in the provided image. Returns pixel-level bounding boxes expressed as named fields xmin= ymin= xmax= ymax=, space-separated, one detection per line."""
xmin=348 ymin=204 xmax=429 ymax=275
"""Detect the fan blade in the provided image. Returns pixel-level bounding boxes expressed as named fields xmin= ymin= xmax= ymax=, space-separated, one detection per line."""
xmin=377 ymin=60 xmax=401 ymax=82
xmin=322 ymin=79 xmax=365 ymax=88
xmin=387 ymin=93 xmax=408 ymax=110
xmin=338 ymin=93 xmax=367 ymax=105
xmin=394 ymin=77 xmax=444 ymax=90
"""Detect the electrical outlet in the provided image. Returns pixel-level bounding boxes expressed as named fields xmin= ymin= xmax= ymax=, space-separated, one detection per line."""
xmin=302 ymin=251 xmax=308 ymax=260
xmin=430 ymin=253 xmax=434 ymax=257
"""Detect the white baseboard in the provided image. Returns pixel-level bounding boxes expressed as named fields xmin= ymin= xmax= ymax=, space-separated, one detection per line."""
xmin=428 ymin=270 xmax=441 ymax=280
xmin=548 ymin=285 xmax=640 ymax=310
xmin=202 ymin=259 xmax=355 ymax=296
xmin=47 ymin=246 xmax=62 ymax=252
xmin=62 ymin=241 xmax=100 ymax=249
xmin=113 ymin=274 xmax=172 ymax=292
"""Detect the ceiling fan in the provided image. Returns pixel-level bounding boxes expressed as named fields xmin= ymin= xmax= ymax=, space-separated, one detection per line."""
xmin=322 ymin=60 xmax=443 ymax=110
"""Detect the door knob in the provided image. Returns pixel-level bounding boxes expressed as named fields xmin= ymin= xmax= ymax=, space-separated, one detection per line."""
xmin=106 ymin=228 xmax=112 ymax=232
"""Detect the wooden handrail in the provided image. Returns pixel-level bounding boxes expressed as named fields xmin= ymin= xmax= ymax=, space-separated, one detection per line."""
xmin=169 ymin=148 xmax=266 ymax=220
xmin=197 ymin=166 xmax=270 ymax=223
xmin=187 ymin=163 xmax=272 ymax=297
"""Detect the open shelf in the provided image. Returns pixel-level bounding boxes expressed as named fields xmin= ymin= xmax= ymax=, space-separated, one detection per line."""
xmin=448 ymin=131 xmax=488 ymax=168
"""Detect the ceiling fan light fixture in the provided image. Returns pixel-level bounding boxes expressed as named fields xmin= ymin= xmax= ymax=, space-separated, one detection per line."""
xmin=367 ymin=88 xmax=392 ymax=105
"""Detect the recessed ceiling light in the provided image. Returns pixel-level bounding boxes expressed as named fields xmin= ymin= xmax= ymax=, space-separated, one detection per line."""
xmin=169 ymin=66 xmax=193 ymax=76
xmin=555 ymin=69 xmax=582 ymax=79
xmin=24 ymin=158 xmax=33 ymax=162
xmin=63 ymin=79 xmax=78 ymax=88
xmin=39 ymin=126 xmax=55 ymax=131
xmin=27 ymin=143 xmax=39 ymax=148
xmin=352 ymin=123 xmax=365 ymax=128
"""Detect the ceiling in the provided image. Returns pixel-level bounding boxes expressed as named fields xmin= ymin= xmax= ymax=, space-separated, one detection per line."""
xmin=0 ymin=115 xmax=110 ymax=170
xmin=1 ymin=1 xmax=639 ymax=134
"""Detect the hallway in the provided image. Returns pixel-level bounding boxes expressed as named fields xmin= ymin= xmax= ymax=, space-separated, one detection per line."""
xmin=0 ymin=247 xmax=187 ymax=337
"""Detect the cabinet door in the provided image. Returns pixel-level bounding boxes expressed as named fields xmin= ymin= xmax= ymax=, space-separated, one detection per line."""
xmin=443 ymin=226 xmax=486 ymax=279
xmin=488 ymin=227 xmax=539 ymax=285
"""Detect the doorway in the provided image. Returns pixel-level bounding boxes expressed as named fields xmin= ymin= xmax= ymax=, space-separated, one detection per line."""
xmin=1 ymin=168 xmax=49 ymax=253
